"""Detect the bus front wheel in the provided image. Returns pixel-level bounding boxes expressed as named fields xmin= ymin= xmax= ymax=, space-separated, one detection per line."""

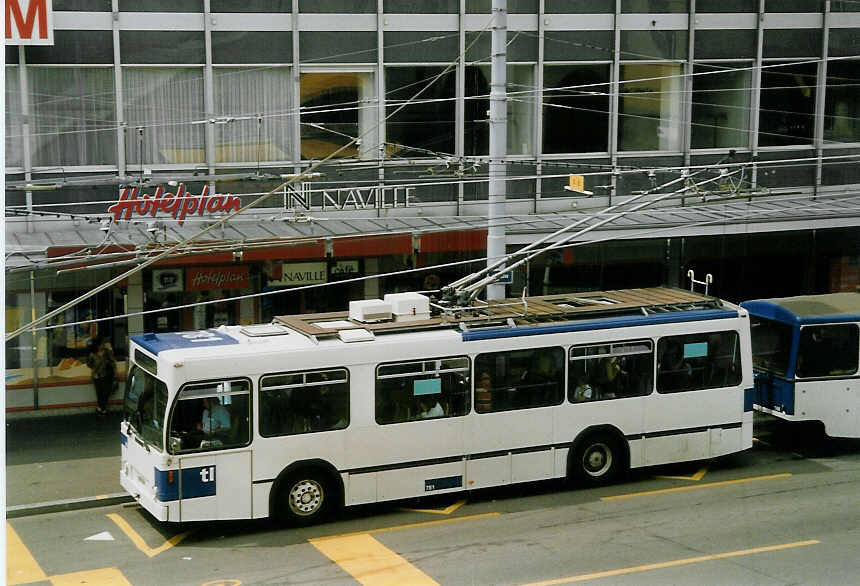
xmin=571 ymin=433 xmax=625 ymax=486
xmin=275 ymin=470 xmax=331 ymax=526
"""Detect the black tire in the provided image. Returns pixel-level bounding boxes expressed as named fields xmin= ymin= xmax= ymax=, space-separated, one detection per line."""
xmin=274 ymin=470 xmax=332 ymax=526
xmin=570 ymin=433 xmax=626 ymax=486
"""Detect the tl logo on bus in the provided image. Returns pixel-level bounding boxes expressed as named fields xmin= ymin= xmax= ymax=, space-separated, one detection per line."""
xmin=200 ymin=466 xmax=215 ymax=483
xmin=108 ymin=184 xmax=241 ymax=226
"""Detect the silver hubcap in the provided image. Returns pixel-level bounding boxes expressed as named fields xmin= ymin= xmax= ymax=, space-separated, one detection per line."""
xmin=288 ymin=479 xmax=324 ymax=516
xmin=582 ymin=442 xmax=612 ymax=477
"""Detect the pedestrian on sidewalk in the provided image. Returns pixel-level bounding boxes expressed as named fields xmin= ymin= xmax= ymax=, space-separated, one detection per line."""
xmin=87 ymin=337 xmax=116 ymax=416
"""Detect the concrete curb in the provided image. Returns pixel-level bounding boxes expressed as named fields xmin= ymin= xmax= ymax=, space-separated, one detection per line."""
xmin=6 ymin=493 xmax=134 ymax=518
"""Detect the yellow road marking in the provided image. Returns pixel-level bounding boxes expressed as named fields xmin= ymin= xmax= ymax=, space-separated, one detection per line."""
xmin=656 ymin=464 xmax=709 ymax=481
xmin=311 ymin=512 xmax=500 ymax=543
xmin=311 ymin=533 xmax=438 ymax=586
xmin=400 ymin=499 xmax=466 ymax=515
xmin=601 ymin=473 xmax=791 ymax=501
xmin=6 ymin=523 xmax=48 ymax=585
xmin=521 ymin=539 xmax=820 ymax=585
xmin=107 ymin=513 xmax=191 ymax=558
xmin=50 ymin=568 xmax=133 ymax=586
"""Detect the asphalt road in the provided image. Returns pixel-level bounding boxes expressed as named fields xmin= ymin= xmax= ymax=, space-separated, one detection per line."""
xmin=7 ymin=421 xmax=860 ymax=586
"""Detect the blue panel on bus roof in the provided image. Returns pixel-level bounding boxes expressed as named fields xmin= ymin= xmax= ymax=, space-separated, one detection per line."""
xmin=131 ymin=330 xmax=239 ymax=355
xmin=742 ymin=299 xmax=860 ymax=326
xmin=461 ymin=309 xmax=739 ymax=342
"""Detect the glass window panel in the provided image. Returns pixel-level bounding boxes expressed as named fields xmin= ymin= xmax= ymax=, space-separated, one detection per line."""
xmin=375 ymin=357 xmax=470 ymax=424
xmin=27 ymin=67 xmax=116 ymax=167
xmin=467 ymin=0 xmax=538 ymax=13
xmin=824 ymin=60 xmax=860 ymax=143
xmin=765 ymin=0 xmax=823 ymax=11
xmin=758 ymin=62 xmax=816 ymax=147
xmin=123 ymin=68 xmax=206 ymax=166
xmin=619 ymin=63 xmax=683 ymax=151
xmin=385 ymin=32 xmax=459 ymax=63
xmin=474 ymin=347 xmax=564 ymax=413
xmin=546 ymin=0 xmax=614 ymax=12
xmin=169 ymin=379 xmax=250 ymax=453
xmin=796 ymin=325 xmax=859 ymax=378
xmin=465 ymin=31 xmax=538 ymax=63
xmin=622 ymin=0 xmax=688 ymax=11
xmin=691 ymin=63 xmax=751 ymax=149
xmin=213 ymin=67 xmax=292 ymax=164
xmin=299 ymin=0 xmax=375 ymax=11
xmin=300 ymin=31 xmax=377 ymax=63
xmin=385 ymin=66 xmax=456 ymax=157
xmin=543 ymin=31 xmax=615 ymax=62
xmin=832 ymin=0 xmax=858 ymax=11
xmin=212 ymin=32 xmax=292 ymax=64
xmin=696 ymin=0 xmax=757 ymax=10
xmin=757 ymin=150 xmax=816 ymax=187
xmin=829 ymin=29 xmax=860 ymax=58
xmin=55 ymin=0 xmax=111 ymax=9
xmin=24 ymin=31 xmax=113 ymax=65
xmin=694 ymin=30 xmax=757 ymax=60
xmin=569 ymin=340 xmax=654 ymax=402
xmin=465 ymin=65 xmax=535 ymax=156
xmin=120 ymin=31 xmax=205 ymax=64
xmin=211 ymin=0 xmax=291 ymax=10
xmin=657 ymin=331 xmax=742 ymax=393
xmin=6 ymin=46 xmax=19 ymax=65
xmin=750 ymin=316 xmax=794 ymax=377
xmin=260 ymin=368 xmax=349 ymax=436
xmin=621 ymin=30 xmax=688 ymax=60
xmin=6 ymin=67 xmax=23 ymax=168
xmin=822 ymin=148 xmax=860 ymax=185
xmin=543 ymin=64 xmax=610 ymax=154
xmin=120 ymin=0 xmax=201 ymax=10
xmin=385 ymin=0 xmax=458 ymax=12
xmin=300 ymin=72 xmax=375 ymax=160
xmin=764 ymin=29 xmax=822 ymax=59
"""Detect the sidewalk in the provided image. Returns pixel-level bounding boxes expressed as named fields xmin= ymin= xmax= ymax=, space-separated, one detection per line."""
xmin=5 ymin=411 xmax=131 ymax=517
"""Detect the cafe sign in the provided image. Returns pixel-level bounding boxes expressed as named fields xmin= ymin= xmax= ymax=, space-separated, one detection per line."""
xmin=187 ymin=266 xmax=250 ymax=291
xmin=108 ymin=184 xmax=241 ymax=226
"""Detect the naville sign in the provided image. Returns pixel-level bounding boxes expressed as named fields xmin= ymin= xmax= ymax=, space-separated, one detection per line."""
xmin=5 ymin=0 xmax=54 ymax=45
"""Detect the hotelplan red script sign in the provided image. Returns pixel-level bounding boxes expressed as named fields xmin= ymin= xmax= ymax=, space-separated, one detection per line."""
xmin=187 ymin=266 xmax=250 ymax=291
xmin=108 ymin=185 xmax=241 ymax=226
xmin=5 ymin=0 xmax=53 ymax=45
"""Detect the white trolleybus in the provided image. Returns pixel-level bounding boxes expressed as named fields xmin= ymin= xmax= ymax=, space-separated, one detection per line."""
xmin=742 ymin=293 xmax=860 ymax=438
xmin=121 ymin=287 xmax=753 ymax=525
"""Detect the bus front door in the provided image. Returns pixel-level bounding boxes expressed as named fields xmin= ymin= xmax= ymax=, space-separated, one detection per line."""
xmin=177 ymin=450 xmax=252 ymax=521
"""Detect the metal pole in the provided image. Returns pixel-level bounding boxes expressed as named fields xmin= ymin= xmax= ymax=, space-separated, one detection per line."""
xmin=30 ymin=271 xmax=39 ymax=410
xmin=486 ymin=0 xmax=507 ymax=300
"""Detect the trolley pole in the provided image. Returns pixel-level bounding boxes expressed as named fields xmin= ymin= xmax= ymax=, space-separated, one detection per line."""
xmin=486 ymin=0 xmax=507 ymax=300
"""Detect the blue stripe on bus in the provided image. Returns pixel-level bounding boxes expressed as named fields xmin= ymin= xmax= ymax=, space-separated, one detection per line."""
xmin=155 ymin=465 xmax=217 ymax=502
xmin=461 ymin=309 xmax=739 ymax=342
xmin=744 ymin=387 xmax=755 ymax=412
xmin=131 ymin=330 xmax=239 ymax=355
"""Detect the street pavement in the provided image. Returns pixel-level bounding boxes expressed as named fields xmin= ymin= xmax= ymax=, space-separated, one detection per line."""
xmin=5 ymin=411 xmax=131 ymax=517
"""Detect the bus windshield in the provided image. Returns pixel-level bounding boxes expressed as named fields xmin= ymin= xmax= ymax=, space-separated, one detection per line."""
xmin=750 ymin=316 xmax=793 ymax=376
xmin=123 ymin=364 xmax=168 ymax=450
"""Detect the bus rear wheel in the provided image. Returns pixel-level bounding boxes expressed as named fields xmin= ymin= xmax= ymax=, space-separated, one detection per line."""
xmin=275 ymin=470 xmax=331 ymax=526
xmin=571 ymin=433 xmax=624 ymax=486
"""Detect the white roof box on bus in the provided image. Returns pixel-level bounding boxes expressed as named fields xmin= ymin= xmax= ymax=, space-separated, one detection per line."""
xmin=384 ymin=292 xmax=431 ymax=322
xmin=349 ymin=299 xmax=392 ymax=323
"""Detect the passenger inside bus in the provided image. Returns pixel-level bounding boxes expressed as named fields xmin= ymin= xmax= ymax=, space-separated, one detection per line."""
xmin=199 ymin=396 xmax=231 ymax=435
xmin=417 ymin=397 xmax=444 ymax=419
xmin=657 ymin=340 xmax=693 ymax=392
xmin=519 ymin=354 xmax=562 ymax=406
xmin=475 ymin=370 xmax=493 ymax=413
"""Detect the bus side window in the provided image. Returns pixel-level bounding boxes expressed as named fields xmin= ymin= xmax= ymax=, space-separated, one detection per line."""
xmin=260 ymin=369 xmax=349 ymax=437
xmin=475 ymin=347 xmax=564 ymax=413
xmin=796 ymin=324 xmax=860 ymax=378
xmin=657 ymin=332 xmax=741 ymax=393
xmin=375 ymin=357 xmax=470 ymax=424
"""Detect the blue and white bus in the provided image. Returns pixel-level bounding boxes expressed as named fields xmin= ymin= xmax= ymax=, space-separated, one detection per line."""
xmin=742 ymin=293 xmax=860 ymax=438
xmin=120 ymin=287 xmax=753 ymax=525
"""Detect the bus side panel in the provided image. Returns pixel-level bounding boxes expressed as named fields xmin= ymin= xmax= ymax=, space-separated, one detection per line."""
xmin=178 ymin=450 xmax=252 ymax=521
xmin=466 ymin=408 xmax=555 ymax=488
xmin=795 ymin=379 xmax=860 ymax=438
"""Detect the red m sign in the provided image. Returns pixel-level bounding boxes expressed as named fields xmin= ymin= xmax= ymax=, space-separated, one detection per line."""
xmin=5 ymin=0 xmax=54 ymax=45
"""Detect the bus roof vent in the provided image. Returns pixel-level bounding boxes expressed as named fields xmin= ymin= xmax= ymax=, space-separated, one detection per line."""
xmin=240 ymin=324 xmax=291 ymax=337
xmin=338 ymin=328 xmax=375 ymax=343
xmin=349 ymin=299 xmax=392 ymax=323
